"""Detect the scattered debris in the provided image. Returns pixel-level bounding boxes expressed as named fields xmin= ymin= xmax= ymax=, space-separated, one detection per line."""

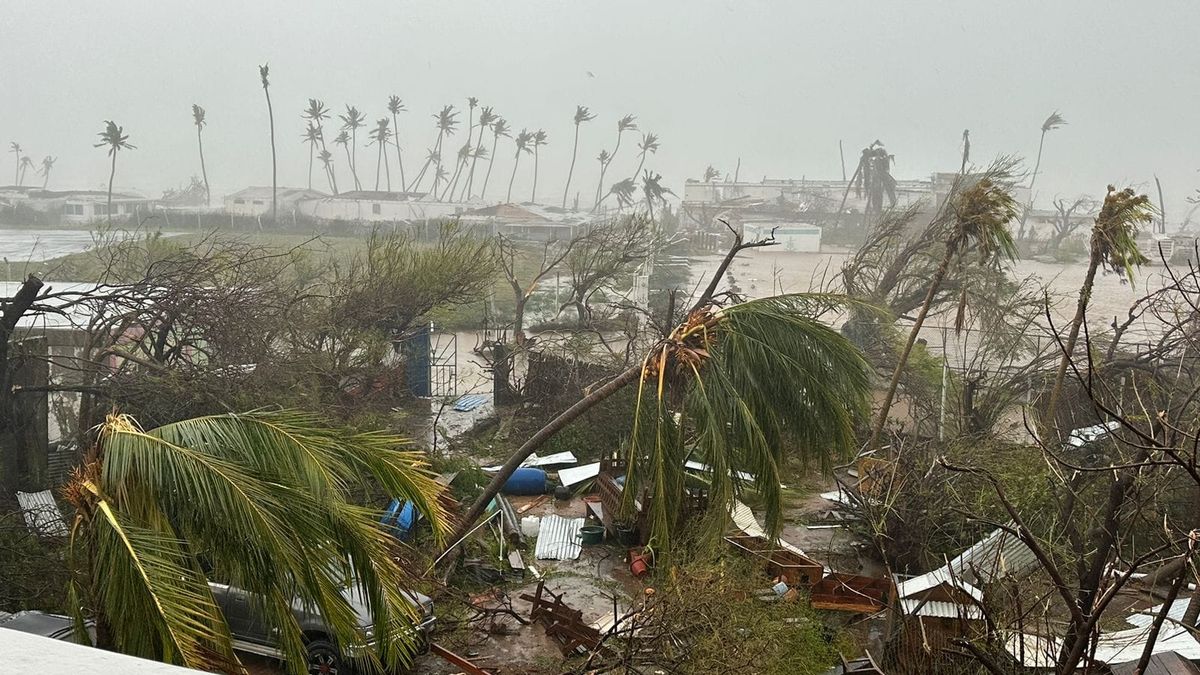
xmin=452 ymin=394 xmax=489 ymax=412
xmin=534 ymin=514 xmax=584 ymax=560
xmin=482 ymin=451 xmax=578 ymax=472
xmin=516 ymin=494 xmax=549 ymax=515
xmin=15 ymin=490 xmax=67 ymax=537
xmin=521 ymin=580 xmax=608 ymax=656
xmin=558 ymin=461 xmax=601 ymax=487
xmin=430 ymin=642 xmax=496 ymax=675
xmin=810 ymin=573 xmax=894 ymax=614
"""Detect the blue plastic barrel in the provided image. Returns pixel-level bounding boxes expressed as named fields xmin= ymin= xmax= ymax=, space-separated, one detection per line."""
xmin=502 ymin=468 xmax=547 ymax=495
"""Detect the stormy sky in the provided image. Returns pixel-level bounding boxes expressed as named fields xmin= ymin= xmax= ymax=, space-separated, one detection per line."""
xmin=4 ymin=0 xmax=1198 ymax=216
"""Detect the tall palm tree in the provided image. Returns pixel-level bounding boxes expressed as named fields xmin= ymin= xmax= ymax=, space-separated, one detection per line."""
xmin=595 ymin=114 xmax=637 ymax=206
xmin=333 ymin=130 xmax=354 ymax=191
xmin=18 ymin=157 xmax=34 ymax=186
xmin=317 ymin=149 xmax=336 ymax=194
xmin=630 ymin=132 xmax=659 ymax=184
xmin=1018 ymin=111 xmax=1066 ymax=240
xmin=94 ymin=121 xmax=135 ymax=225
xmin=257 ymin=64 xmax=277 ymax=223
xmin=303 ymin=99 xmax=336 ymax=194
xmin=191 ymin=105 xmax=211 ymax=206
xmin=63 ymin=411 xmax=447 ymax=673
xmin=9 ymin=142 xmax=22 ymax=185
xmin=480 ymin=117 xmax=509 ymax=201
xmin=562 ymin=105 xmax=596 ymax=209
xmin=302 ymin=122 xmax=323 ymax=189
xmin=39 ymin=156 xmax=56 ymax=189
xmin=507 ymin=129 xmax=533 ymax=203
xmin=593 ymin=149 xmax=610 ymax=207
xmin=530 ymin=129 xmax=548 ymax=203
xmin=368 ymin=118 xmax=392 ymax=191
xmin=339 ymin=106 xmax=367 ymax=191
xmin=441 ymin=143 xmax=470 ymax=201
xmin=386 ymin=95 xmax=407 ymax=192
xmin=1046 ymin=186 xmax=1153 ymax=419
xmin=866 ymin=165 xmax=1019 ymax=453
xmin=463 ymin=106 xmax=496 ymax=200
xmin=428 ymin=105 xmax=459 ymax=194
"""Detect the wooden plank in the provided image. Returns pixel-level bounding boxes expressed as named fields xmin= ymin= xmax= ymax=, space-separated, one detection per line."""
xmin=430 ymin=642 xmax=495 ymax=675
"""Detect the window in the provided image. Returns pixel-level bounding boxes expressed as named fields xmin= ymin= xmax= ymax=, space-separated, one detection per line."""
xmin=94 ymin=204 xmax=107 ymax=216
xmin=234 ymin=198 xmax=245 ymax=204
xmin=372 ymin=203 xmax=381 ymax=215
xmin=252 ymin=200 xmax=264 ymax=206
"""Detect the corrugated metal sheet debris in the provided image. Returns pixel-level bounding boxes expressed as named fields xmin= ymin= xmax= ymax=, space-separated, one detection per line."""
xmin=16 ymin=490 xmax=67 ymax=537
xmin=900 ymin=599 xmax=984 ymax=620
xmin=452 ymin=394 xmax=489 ymax=412
xmin=534 ymin=515 xmax=584 ymax=560
xmin=942 ymin=526 xmax=1038 ymax=585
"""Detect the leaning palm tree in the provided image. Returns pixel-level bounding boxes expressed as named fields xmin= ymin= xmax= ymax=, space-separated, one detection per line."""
xmin=317 ymin=149 xmax=336 ymax=194
xmin=640 ymin=170 xmax=674 ymax=220
xmin=428 ymin=105 xmax=459 ymax=193
xmin=629 ymin=132 xmax=659 ymax=184
xmin=191 ymin=105 xmax=211 ymax=206
xmin=440 ymin=142 xmax=469 ymax=201
xmin=1046 ymin=186 xmax=1153 ymax=419
xmin=339 ymin=106 xmax=367 ymax=191
xmin=333 ymin=130 xmax=354 ymax=190
xmin=593 ymin=149 xmax=611 ymax=206
xmin=448 ymin=286 xmax=871 ymax=555
xmin=302 ymin=122 xmax=323 ymax=189
xmin=595 ymin=114 xmax=637 ymax=206
xmin=18 ymin=156 xmax=34 ymax=186
xmin=596 ymin=177 xmax=637 ymax=211
xmin=258 ymin=64 xmax=277 ymax=222
xmin=94 ymin=121 xmax=135 ymax=225
xmin=303 ymin=99 xmax=336 ymax=194
xmin=479 ymin=117 xmax=510 ymax=200
xmin=409 ymin=148 xmax=439 ymax=196
xmin=865 ymin=162 xmax=1020 ymax=453
xmin=463 ymin=106 xmax=496 ymax=200
xmin=1017 ymin=111 xmax=1067 ymax=240
xmin=63 ymin=411 xmax=447 ymax=674
xmin=561 ymin=105 xmax=596 ymax=209
xmin=368 ymin=118 xmax=393 ymax=191
xmin=507 ymin=129 xmax=533 ymax=203
xmin=39 ymin=156 xmax=56 ymax=189
xmin=9 ymin=142 xmax=22 ymax=185
xmin=386 ymin=95 xmax=407 ymax=191
xmin=530 ymin=129 xmax=548 ymax=203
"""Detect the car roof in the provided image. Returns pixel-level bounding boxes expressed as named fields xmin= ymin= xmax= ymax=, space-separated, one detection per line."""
xmin=0 ymin=611 xmax=77 ymax=640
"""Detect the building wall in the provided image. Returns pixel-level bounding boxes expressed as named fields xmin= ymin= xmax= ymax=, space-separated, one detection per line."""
xmin=744 ymin=222 xmax=822 ymax=252
xmin=298 ymin=198 xmax=468 ymax=222
xmin=225 ymin=195 xmax=275 ymax=217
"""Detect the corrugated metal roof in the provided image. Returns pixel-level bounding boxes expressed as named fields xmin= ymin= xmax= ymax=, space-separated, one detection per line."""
xmin=1126 ymin=598 xmax=1188 ymax=628
xmin=16 ymin=490 xmax=67 ymax=537
xmin=895 ymin=569 xmax=984 ymax=602
xmin=900 ymin=599 xmax=984 ymax=620
xmin=1006 ymin=625 xmax=1200 ymax=668
xmin=941 ymin=526 xmax=1038 ymax=585
xmin=534 ymin=515 xmax=584 ymax=560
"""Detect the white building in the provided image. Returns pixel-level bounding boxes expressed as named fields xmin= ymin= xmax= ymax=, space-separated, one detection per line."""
xmin=224 ymin=186 xmax=326 ymax=217
xmin=296 ymin=190 xmax=468 ymax=223
xmin=1 ymin=188 xmax=157 ymax=224
xmin=743 ymin=220 xmax=822 ymax=252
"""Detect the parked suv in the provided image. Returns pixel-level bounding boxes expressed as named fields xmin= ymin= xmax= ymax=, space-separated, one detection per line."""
xmin=208 ymin=581 xmax=436 ymax=674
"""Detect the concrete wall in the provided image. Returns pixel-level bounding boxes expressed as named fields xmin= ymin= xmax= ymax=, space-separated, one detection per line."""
xmin=298 ymin=198 xmax=468 ymax=222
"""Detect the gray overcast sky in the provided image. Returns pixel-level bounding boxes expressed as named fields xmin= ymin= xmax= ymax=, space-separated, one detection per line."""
xmin=4 ymin=1 xmax=1198 ymax=214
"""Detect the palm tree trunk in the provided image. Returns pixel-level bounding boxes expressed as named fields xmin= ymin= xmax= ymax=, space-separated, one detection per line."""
xmin=631 ymin=152 xmax=646 ymax=187
xmin=1017 ymin=130 xmax=1048 ymax=240
xmin=342 ymin=145 xmax=356 ymax=191
xmin=433 ymin=133 xmax=446 ymax=193
xmin=351 ymin=129 xmax=361 ymax=191
xmin=507 ymin=155 xmax=521 ymax=203
xmin=318 ymin=130 xmax=338 ymax=194
xmin=383 ymin=142 xmax=392 ymax=192
xmin=866 ymin=246 xmax=954 ymax=452
xmin=375 ymin=144 xmax=383 ymax=191
xmin=481 ymin=134 xmax=500 ymax=200
xmin=562 ymin=124 xmax=580 ymax=209
xmin=307 ymin=147 xmax=314 ymax=189
xmin=196 ymin=128 xmax=211 ymax=207
xmin=464 ymin=132 xmax=483 ymax=201
xmin=443 ymin=157 xmax=465 ymax=201
xmin=391 ymin=112 xmax=406 ymax=192
xmin=1046 ymin=251 xmax=1100 ymax=422
xmin=106 ymin=153 xmax=116 ymax=226
xmin=447 ymin=365 xmax=641 ymax=552
xmin=42 ymin=170 xmax=49 ymax=190
xmin=264 ymin=88 xmax=277 ymax=223
xmin=531 ymin=149 xmax=539 ymax=203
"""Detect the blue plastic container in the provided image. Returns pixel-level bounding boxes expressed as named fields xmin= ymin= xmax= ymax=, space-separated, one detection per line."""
xmin=502 ymin=468 xmax=548 ymax=495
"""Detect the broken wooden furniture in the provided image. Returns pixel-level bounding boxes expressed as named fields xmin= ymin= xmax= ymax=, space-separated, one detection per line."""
xmin=520 ymin=580 xmax=608 ymax=657
xmin=593 ymin=453 xmax=709 ymax=545
xmin=724 ymin=532 xmax=823 ymax=586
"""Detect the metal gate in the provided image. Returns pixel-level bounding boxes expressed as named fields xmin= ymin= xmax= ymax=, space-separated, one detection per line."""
xmin=395 ymin=324 xmax=457 ymax=398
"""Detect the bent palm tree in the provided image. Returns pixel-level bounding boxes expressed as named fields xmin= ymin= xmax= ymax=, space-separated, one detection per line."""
xmin=630 ymin=132 xmax=659 ymax=184
xmin=530 ymin=129 xmax=548 ymax=203
xmin=191 ymin=105 xmax=211 ymax=206
xmin=387 ymin=95 xmax=407 ymax=191
xmin=303 ymin=99 xmax=336 ymax=194
xmin=317 ymin=149 xmax=336 ymax=193
xmin=480 ymin=117 xmax=509 ymax=201
xmin=258 ymin=64 xmax=277 ymax=222
xmin=441 ymin=142 xmax=469 ymax=201
xmin=9 ymin=142 xmax=22 ymax=185
xmin=641 ymin=170 xmax=673 ymax=221
xmin=1046 ymin=186 xmax=1152 ymax=419
xmin=427 ymin=105 xmax=459 ymax=194
xmin=94 ymin=121 xmax=135 ymax=225
xmin=595 ymin=114 xmax=637 ymax=206
xmin=866 ymin=162 xmax=1019 ymax=453
xmin=1018 ymin=111 xmax=1066 ymax=240
xmin=63 ymin=411 xmax=447 ymax=674
xmin=562 ymin=105 xmax=596 ymax=209
xmin=463 ymin=106 xmax=496 ymax=200
xmin=333 ymin=130 xmax=354 ymax=190
xmin=339 ymin=106 xmax=367 ymax=191
xmin=596 ymin=177 xmax=637 ymax=211
xmin=39 ymin=156 xmax=56 ymax=189
xmin=507 ymin=129 xmax=533 ymax=203
xmin=18 ymin=156 xmax=33 ymax=186
xmin=302 ymin=122 xmax=323 ymax=189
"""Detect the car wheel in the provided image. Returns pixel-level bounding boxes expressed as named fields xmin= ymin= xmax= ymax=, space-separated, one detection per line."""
xmin=305 ymin=639 xmax=343 ymax=675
